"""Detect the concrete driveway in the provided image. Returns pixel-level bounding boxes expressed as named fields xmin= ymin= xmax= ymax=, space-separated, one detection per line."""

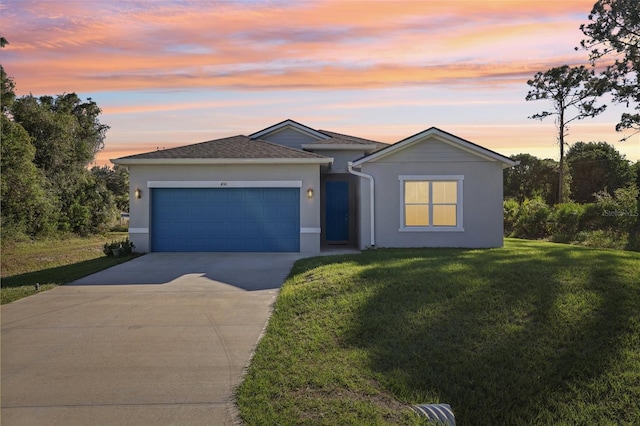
xmin=1 ymin=252 xmax=308 ymax=425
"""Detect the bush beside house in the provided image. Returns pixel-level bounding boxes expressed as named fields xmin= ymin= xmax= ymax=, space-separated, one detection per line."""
xmin=504 ymin=184 xmax=640 ymax=251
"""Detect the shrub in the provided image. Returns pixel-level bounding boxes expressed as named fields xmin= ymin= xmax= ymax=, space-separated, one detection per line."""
xmin=502 ymin=186 xmax=639 ymax=252
xmin=103 ymin=237 xmax=135 ymax=257
xmin=573 ymin=230 xmax=628 ymax=250
xmin=593 ymin=184 xmax=639 ymax=232
xmin=120 ymin=238 xmax=135 ymax=256
xmin=512 ymin=197 xmax=551 ymax=239
xmin=626 ymin=231 xmax=640 ymax=252
xmin=503 ymin=199 xmax=520 ymax=236
xmin=549 ymin=202 xmax=585 ymax=239
xmin=581 ymin=202 xmax=605 ymax=231
xmin=109 ymin=223 xmax=128 ymax=233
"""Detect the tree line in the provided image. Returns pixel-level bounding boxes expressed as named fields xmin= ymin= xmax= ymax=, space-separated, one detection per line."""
xmin=526 ymin=0 xmax=638 ymax=203
xmin=1 ymin=63 xmax=128 ymax=238
xmin=513 ymin=0 xmax=639 ymax=251
xmin=504 ymin=145 xmax=639 ymax=251
xmin=505 ymin=144 xmax=639 ymax=206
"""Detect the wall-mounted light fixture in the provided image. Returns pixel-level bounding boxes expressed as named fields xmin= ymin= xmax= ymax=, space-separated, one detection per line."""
xmin=135 ymin=188 xmax=142 ymax=199
xmin=307 ymin=187 xmax=314 ymax=199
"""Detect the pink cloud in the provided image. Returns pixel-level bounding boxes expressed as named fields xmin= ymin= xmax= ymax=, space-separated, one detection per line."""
xmin=4 ymin=0 xmax=597 ymax=95
xmin=12 ymin=0 xmax=634 ymax=166
xmin=8 ymin=55 xmax=588 ymax=95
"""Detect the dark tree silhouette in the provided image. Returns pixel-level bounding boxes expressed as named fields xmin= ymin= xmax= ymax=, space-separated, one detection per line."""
xmin=526 ymin=65 xmax=607 ymax=203
xmin=580 ymin=0 xmax=640 ymax=137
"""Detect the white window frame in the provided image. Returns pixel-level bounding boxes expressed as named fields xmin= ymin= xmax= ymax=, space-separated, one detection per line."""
xmin=399 ymin=175 xmax=464 ymax=232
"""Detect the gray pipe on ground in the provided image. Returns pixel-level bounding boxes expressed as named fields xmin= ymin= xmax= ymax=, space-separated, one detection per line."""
xmin=411 ymin=403 xmax=455 ymax=425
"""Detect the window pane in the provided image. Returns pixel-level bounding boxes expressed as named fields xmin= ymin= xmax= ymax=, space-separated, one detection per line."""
xmin=405 ymin=205 xmax=429 ymax=226
xmin=433 ymin=205 xmax=457 ymax=226
xmin=405 ymin=181 xmax=429 ymax=203
xmin=432 ymin=181 xmax=457 ymax=204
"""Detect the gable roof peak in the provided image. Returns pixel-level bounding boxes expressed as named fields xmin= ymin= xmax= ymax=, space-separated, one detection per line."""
xmin=249 ymin=119 xmax=330 ymax=141
xmin=352 ymin=126 xmax=516 ymax=168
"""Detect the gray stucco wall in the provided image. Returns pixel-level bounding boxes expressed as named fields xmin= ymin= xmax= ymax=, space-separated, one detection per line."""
xmin=314 ymin=149 xmax=366 ymax=174
xmin=128 ymin=163 xmax=321 ymax=253
xmin=356 ymin=138 xmax=505 ymax=249
xmin=356 ymin=175 xmax=372 ymax=248
xmin=259 ymin=128 xmax=319 ymax=150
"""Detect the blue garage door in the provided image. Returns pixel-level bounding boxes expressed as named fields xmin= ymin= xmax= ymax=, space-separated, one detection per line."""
xmin=151 ymin=188 xmax=299 ymax=252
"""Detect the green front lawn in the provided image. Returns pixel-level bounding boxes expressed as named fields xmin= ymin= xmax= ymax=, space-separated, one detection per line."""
xmin=237 ymin=238 xmax=640 ymax=425
xmin=1 ymin=233 xmax=134 ymax=304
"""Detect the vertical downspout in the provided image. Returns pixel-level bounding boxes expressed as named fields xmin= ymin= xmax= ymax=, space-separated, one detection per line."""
xmin=347 ymin=162 xmax=375 ymax=248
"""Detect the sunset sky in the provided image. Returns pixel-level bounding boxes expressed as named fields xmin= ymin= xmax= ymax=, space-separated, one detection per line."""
xmin=2 ymin=0 xmax=638 ymax=165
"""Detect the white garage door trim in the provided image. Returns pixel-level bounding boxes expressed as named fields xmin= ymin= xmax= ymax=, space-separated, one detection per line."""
xmin=148 ymin=180 xmax=303 ymax=188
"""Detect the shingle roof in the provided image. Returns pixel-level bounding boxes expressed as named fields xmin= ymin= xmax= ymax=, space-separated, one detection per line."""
xmin=248 ymin=119 xmax=387 ymax=151
xmin=316 ymin=130 xmax=387 ymax=150
xmin=116 ymin=135 xmax=329 ymax=160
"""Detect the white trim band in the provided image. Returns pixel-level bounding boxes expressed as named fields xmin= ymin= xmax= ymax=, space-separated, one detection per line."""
xmin=129 ymin=228 xmax=149 ymax=233
xmin=147 ymin=180 xmax=303 ymax=188
xmin=399 ymin=227 xmax=465 ymax=233
xmin=399 ymin=175 xmax=464 ymax=181
xmin=300 ymin=227 xmax=321 ymax=234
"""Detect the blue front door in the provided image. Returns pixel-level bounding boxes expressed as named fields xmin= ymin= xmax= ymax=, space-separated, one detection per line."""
xmin=325 ymin=181 xmax=349 ymax=242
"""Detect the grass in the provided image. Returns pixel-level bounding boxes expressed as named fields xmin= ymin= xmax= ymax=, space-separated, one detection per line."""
xmin=236 ymin=238 xmax=640 ymax=425
xmin=1 ymin=232 xmax=135 ymax=304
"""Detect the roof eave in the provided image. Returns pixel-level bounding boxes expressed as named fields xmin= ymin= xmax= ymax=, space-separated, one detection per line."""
xmin=301 ymin=143 xmax=378 ymax=151
xmin=352 ymin=128 xmax=515 ymax=168
xmin=111 ymin=157 xmax=333 ymax=165
xmin=501 ymin=158 xmax=518 ymax=168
